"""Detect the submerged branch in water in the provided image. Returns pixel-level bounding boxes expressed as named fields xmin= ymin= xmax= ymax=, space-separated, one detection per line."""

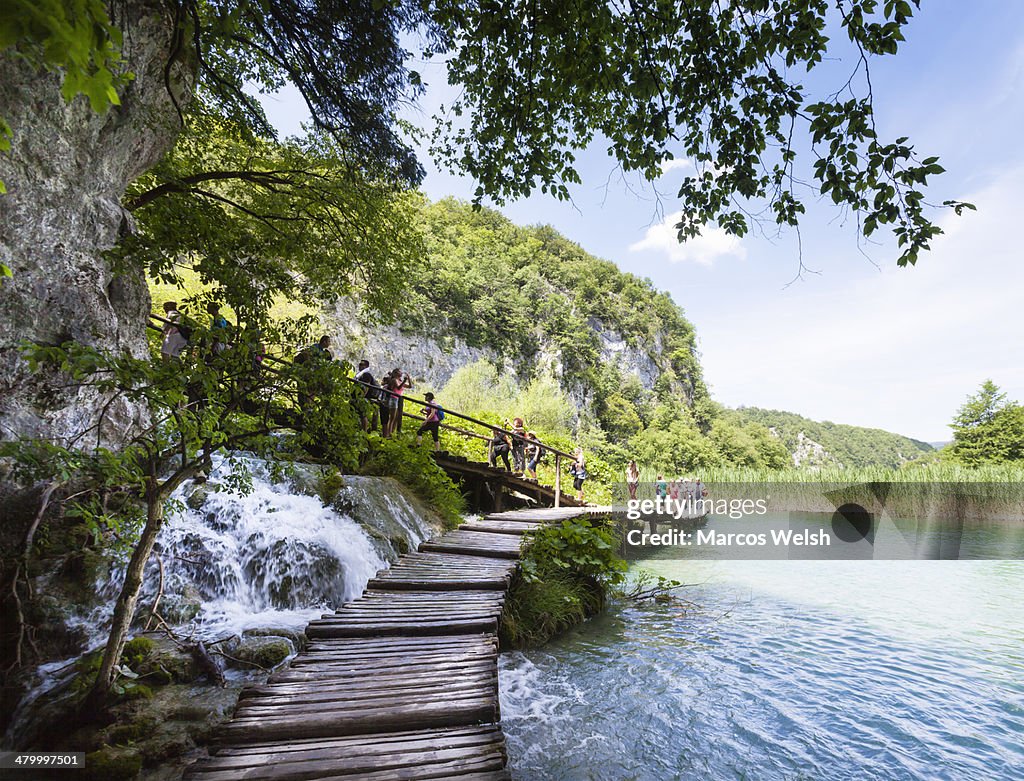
xmin=617 ymin=571 xmax=704 ymax=603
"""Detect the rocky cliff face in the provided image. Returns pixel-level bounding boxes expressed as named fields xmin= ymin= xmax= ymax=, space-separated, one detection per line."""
xmin=0 ymin=2 xmax=189 ymax=447
xmin=790 ymin=430 xmax=838 ymax=469
xmin=329 ymin=301 xmax=500 ymax=390
xmin=327 ymin=300 xmax=673 ymax=408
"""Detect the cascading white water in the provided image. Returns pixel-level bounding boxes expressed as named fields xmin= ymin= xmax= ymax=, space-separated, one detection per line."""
xmin=3 ymin=452 xmax=437 ymax=749
xmin=148 ymin=453 xmax=411 ymax=638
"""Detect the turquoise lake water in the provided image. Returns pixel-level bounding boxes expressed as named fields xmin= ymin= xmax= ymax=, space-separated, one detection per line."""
xmin=498 ymin=523 xmax=1024 ymax=780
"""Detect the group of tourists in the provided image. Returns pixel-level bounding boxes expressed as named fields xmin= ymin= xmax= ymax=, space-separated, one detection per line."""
xmin=624 ymin=461 xmax=704 ymax=503
xmin=158 ymin=307 xmax=588 ymax=498
xmin=159 ymin=301 xmax=256 ymax=364
xmin=655 ymin=474 xmax=705 ymax=502
xmin=486 ymin=419 xmax=588 ymax=502
xmin=352 ymin=360 xmax=444 ymax=449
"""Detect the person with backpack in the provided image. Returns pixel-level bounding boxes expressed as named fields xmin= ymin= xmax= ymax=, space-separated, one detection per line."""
xmin=416 ymin=392 xmax=444 ymax=450
xmin=510 ymin=416 xmax=527 ymax=475
xmin=353 ymin=359 xmax=380 ymax=431
xmin=569 ymin=448 xmax=588 ymax=503
xmin=207 ymin=302 xmax=231 ymax=356
xmin=160 ymin=301 xmax=189 ymax=361
xmin=488 ymin=427 xmax=512 ymax=471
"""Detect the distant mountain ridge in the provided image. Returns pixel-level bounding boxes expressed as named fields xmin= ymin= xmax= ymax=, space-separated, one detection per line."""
xmin=733 ymin=407 xmax=934 ymax=469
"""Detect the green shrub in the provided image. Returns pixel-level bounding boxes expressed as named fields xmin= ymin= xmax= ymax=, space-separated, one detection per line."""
xmin=519 ymin=519 xmax=627 ymax=588
xmin=501 ymin=518 xmax=627 ymax=647
xmin=359 ymin=434 xmax=465 ymax=528
xmin=500 ymin=574 xmax=596 ymax=647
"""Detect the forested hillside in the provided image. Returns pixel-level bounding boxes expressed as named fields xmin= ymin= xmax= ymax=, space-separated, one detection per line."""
xmin=330 ymin=198 xmax=798 ymax=496
xmin=733 ymin=407 xmax=934 ymax=469
xmin=406 ymin=198 xmax=705 ymax=405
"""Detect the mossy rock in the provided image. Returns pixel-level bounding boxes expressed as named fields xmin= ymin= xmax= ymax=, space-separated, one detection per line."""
xmin=139 ymin=733 xmax=192 ymax=765
xmin=121 ymin=637 xmax=157 ymax=666
xmin=185 ymin=485 xmax=210 ymax=510
xmin=167 ymin=704 xmax=212 ymax=722
xmin=242 ymin=627 xmax=306 ymax=651
xmin=121 ymin=683 xmax=153 ymax=701
xmin=82 ymin=748 xmax=142 ymax=781
xmin=389 ymin=534 xmax=410 ymax=555
xmin=154 ymin=648 xmax=200 ymax=684
xmin=106 ymin=715 xmax=158 ymax=746
xmin=229 ymin=636 xmax=293 ymax=670
xmin=316 ymin=466 xmax=346 ymax=504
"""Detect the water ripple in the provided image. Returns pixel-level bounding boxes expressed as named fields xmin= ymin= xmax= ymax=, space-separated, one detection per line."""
xmin=500 ymin=561 xmax=1024 ymax=781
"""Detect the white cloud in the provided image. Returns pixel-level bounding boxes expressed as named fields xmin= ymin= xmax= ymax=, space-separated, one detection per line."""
xmin=658 ymin=157 xmax=692 ymax=175
xmin=629 ymin=211 xmax=746 ymax=265
xmin=697 ymin=169 xmax=1024 ymax=441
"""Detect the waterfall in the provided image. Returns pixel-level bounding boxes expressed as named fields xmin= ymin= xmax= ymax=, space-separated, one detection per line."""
xmin=4 ymin=452 xmax=436 ymax=748
xmin=148 ymin=453 xmax=431 ymax=639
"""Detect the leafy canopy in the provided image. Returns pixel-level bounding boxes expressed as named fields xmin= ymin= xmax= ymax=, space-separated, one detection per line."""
xmin=118 ymin=114 xmax=424 ymax=323
xmin=180 ymin=0 xmax=433 ymax=183
xmin=5 ymin=0 xmax=971 ymax=271
xmin=426 ymin=0 xmax=971 ymax=266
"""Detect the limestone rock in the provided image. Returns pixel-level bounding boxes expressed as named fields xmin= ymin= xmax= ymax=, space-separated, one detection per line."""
xmin=0 ymin=1 xmax=193 ymax=447
xmin=228 ymin=636 xmax=293 ymax=670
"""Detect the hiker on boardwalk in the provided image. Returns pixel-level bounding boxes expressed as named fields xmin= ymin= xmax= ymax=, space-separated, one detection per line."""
xmin=510 ymin=417 xmax=527 ymax=475
xmin=626 ymin=460 xmax=640 ymax=500
xmin=295 ymin=335 xmax=334 ymax=365
xmin=234 ymin=327 xmax=266 ymax=414
xmin=569 ymin=448 xmax=587 ymax=503
xmin=488 ymin=427 xmax=512 ymax=471
xmin=524 ymin=431 xmax=542 ymax=480
xmin=207 ymin=302 xmax=230 ymax=355
xmin=294 ymin=336 xmax=334 ymax=408
xmin=381 ymin=369 xmax=405 ymax=438
xmin=391 ymin=368 xmax=413 ymax=434
xmin=416 ymin=392 xmax=444 ymax=450
xmin=160 ymin=301 xmax=188 ymax=362
xmin=353 ymin=360 xmax=381 ymax=431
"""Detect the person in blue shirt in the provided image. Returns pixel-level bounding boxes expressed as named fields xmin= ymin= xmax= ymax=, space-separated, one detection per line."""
xmin=207 ymin=302 xmax=230 ymax=355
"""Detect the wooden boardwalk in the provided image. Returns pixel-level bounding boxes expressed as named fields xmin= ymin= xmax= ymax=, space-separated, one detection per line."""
xmin=431 ymin=452 xmax=587 ymax=510
xmin=185 ymin=506 xmax=600 ymax=781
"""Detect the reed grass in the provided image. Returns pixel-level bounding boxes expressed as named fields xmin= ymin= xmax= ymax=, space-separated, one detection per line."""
xmin=627 ymin=464 xmax=1024 ymax=519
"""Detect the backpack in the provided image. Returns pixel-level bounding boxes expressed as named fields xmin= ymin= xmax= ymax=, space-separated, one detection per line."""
xmin=177 ymin=321 xmax=193 ymax=343
xmin=435 ymin=405 xmax=445 ymax=422
xmin=357 ymin=371 xmax=380 ymax=400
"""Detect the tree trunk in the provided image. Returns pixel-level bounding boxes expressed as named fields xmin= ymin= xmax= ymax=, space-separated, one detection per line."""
xmin=85 ymin=490 xmax=165 ymax=710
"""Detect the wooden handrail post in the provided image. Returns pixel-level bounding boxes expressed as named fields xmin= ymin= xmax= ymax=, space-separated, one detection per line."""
xmin=554 ymin=453 xmax=561 ymax=508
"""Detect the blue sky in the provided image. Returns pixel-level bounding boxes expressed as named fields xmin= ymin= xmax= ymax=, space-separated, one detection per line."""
xmin=260 ymin=2 xmax=1023 ymax=442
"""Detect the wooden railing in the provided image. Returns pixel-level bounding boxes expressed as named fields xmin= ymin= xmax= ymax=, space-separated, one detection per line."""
xmin=149 ymin=313 xmax=580 ymax=506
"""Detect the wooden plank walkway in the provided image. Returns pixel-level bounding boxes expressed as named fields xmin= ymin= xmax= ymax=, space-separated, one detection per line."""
xmin=185 ymin=506 xmax=599 ymax=781
xmin=431 ymin=453 xmax=587 ymax=508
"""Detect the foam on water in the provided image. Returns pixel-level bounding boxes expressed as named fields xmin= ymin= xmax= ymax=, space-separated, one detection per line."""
xmin=499 ymin=559 xmax=1024 ymax=781
xmin=151 ymin=454 xmax=388 ymax=638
